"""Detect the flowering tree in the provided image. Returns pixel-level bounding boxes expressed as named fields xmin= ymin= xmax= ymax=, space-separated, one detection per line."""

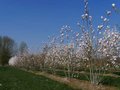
xmin=76 ymin=0 xmax=120 ymax=84
xmin=13 ymin=0 xmax=120 ymax=86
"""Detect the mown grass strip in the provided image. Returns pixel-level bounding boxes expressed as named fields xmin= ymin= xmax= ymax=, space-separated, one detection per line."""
xmin=0 ymin=66 xmax=74 ymax=90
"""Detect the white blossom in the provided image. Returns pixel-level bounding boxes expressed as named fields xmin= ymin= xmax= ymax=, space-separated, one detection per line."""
xmin=101 ymin=16 xmax=104 ymax=19
xmin=112 ymin=3 xmax=116 ymax=8
xmin=81 ymin=14 xmax=85 ymax=19
xmin=89 ymin=16 xmax=92 ymax=21
xmin=106 ymin=11 xmax=111 ymax=16
xmin=76 ymin=33 xmax=79 ymax=37
xmin=98 ymin=25 xmax=103 ymax=30
xmin=103 ymin=18 xmax=108 ymax=22
xmin=99 ymin=32 xmax=102 ymax=34
xmin=9 ymin=56 xmax=18 ymax=66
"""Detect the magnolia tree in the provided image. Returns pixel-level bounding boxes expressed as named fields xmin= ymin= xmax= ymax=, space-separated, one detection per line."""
xmin=44 ymin=26 xmax=80 ymax=78
xmin=15 ymin=52 xmax=46 ymax=71
xmin=44 ymin=0 xmax=120 ymax=84
xmin=75 ymin=0 xmax=120 ymax=84
xmin=13 ymin=0 xmax=120 ymax=85
xmin=98 ymin=29 xmax=120 ymax=70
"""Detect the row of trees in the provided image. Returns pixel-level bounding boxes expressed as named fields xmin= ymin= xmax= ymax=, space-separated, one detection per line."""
xmin=10 ymin=0 xmax=120 ymax=85
xmin=0 ymin=36 xmax=28 ymax=66
xmin=13 ymin=24 xmax=120 ymax=84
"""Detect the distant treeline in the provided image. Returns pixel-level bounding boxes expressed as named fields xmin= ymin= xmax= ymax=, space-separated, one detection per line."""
xmin=0 ymin=36 xmax=28 ymax=66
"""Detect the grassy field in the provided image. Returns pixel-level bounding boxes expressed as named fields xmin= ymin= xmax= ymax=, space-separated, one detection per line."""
xmin=46 ymin=69 xmax=120 ymax=89
xmin=0 ymin=66 xmax=74 ymax=90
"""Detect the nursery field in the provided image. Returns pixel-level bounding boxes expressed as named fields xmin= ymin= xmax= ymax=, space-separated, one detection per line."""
xmin=36 ymin=69 xmax=120 ymax=90
xmin=0 ymin=0 xmax=120 ymax=90
xmin=0 ymin=66 xmax=74 ymax=90
xmin=0 ymin=66 xmax=120 ymax=90
xmin=53 ymin=70 xmax=120 ymax=89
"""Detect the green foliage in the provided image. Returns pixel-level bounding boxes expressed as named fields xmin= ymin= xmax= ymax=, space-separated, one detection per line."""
xmin=46 ymin=69 xmax=89 ymax=81
xmin=0 ymin=49 xmax=11 ymax=65
xmin=112 ymin=71 xmax=120 ymax=76
xmin=46 ymin=69 xmax=120 ymax=89
xmin=101 ymin=76 xmax=120 ymax=88
xmin=0 ymin=36 xmax=16 ymax=65
xmin=0 ymin=66 xmax=74 ymax=90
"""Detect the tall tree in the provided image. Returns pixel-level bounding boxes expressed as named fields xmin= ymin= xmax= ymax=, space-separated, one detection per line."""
xmin=19 ymin=41 xmax=28 ymax=55
xmin=0 ymin=36 xmax=2 ymax=64
xmin=0 ymin=36 xmax=16 ymax=66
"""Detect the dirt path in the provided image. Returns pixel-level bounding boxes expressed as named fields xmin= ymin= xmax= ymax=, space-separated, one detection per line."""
xmin=33 ymin=69 xmax=120 ymax=78
xmin=28 ymin=71 xmax=117 ymax=90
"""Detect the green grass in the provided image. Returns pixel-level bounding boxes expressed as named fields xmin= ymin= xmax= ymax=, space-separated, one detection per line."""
xmin=46 ymin=69 xmax=120 ymax=89
xmin=0 ymin=66 xmax=74 ymax=90
xmin=101 ymin=76 xmax=120 ymax=89
xmin=46 ymin=69 xmax=89 ymax=80
xmin=112 ymin=71 xmax=120 ymax=76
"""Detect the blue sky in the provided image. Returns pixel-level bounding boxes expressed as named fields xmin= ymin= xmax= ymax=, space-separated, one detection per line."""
xmin=0 ymin=0 xmax=120 ymax=52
